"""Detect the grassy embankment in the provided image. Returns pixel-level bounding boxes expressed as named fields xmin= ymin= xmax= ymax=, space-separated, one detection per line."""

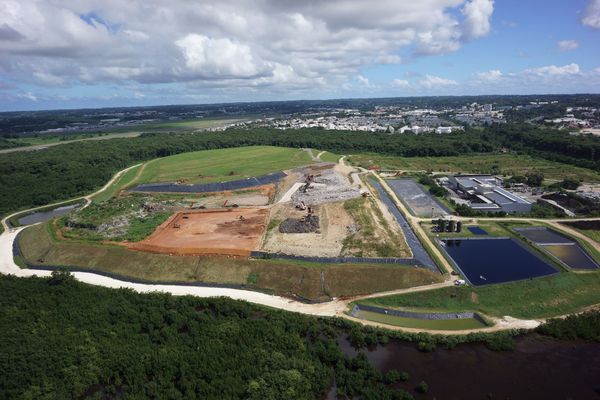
xmin=349 ymin=153 xmax=600 ymax=183
xmin=318 ymin=151 xmax=340 ymax=163
xmin=361 ymin=270 xmax=600 ymax=319
xmin=353 ymin=309 xmax=486 ymax=330
xmin=342 ymin=196 xmax=412 ymax=258
xmin=17 ymin=222 xmax=442 ymax=301
xmin=131 ymin=146 xmax=314 ymax=185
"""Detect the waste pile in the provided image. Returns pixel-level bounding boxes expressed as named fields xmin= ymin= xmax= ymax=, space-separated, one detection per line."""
xmin=291 ymin=169 xmax=360 ymax=205
xmin=279 ymin=215 xmax=320 ymax=233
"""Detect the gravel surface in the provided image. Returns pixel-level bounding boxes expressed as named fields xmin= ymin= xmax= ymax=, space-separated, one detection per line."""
xmin=291 ymin=169 xmax=360 ymax=205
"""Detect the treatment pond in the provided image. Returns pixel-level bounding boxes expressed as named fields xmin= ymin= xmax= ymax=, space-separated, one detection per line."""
xmin=440 ymin=237 xmax=558 ymax=285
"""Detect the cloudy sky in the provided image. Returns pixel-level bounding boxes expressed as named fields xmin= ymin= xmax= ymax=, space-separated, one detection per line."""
xmin=1 ymin=0 xmax=599 ymax=111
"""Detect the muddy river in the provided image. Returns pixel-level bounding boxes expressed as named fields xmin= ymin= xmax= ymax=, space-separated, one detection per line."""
xmin=337 ymin=334 xmax=600 ymax=399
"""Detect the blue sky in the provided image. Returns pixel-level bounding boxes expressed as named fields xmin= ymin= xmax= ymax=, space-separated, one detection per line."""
xmin=0 ymin=0 xmax=599 ymax=111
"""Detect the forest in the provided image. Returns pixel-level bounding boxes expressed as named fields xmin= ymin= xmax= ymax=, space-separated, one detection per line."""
xmin=1 ymin=124 xmax=600 ymax=215
xmin=1 ymin=272 xmax=598 ymax=399
xmin=0 ymin=272 xmax=417 ymax=400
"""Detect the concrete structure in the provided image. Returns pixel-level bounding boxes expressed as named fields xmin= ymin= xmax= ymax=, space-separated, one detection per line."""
xmin=448 ymin=175 xmax=532 ymax=213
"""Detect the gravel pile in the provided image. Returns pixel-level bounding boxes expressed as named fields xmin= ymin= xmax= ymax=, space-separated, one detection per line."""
xmin=279 ymin=215 xmax=320 ymax=233
xmin=291 ymin=170 xmax=360 ymax=205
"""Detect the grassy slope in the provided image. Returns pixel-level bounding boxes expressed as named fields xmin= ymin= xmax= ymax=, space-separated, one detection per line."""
xmin=362 ymin=271 xmax=600 ymax=319
xmin=18 ymin=223 xmax=441 ymax=300
xmin=134 ymin=146 xmax=313 ymax=185
xmin=342 ymin=197 xmax=411 ymax=258
xmin=319 ymin=151 xmax=340 ymax=163
xmin=92 ymin=164 xmax=142 ymax=203
xmin=354 ymin=309 xmax=485 ymax=330
xmin=348 ymin=153 xmax=600 ymax=182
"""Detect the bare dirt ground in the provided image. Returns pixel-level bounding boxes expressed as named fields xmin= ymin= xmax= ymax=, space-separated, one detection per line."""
xmin=183 ymin=191 xmax=270 ymax=208
xmin=129 ymin=208 xmax=269 ymax=256
xmin=261 ymin=201 xmax=353 ymax=257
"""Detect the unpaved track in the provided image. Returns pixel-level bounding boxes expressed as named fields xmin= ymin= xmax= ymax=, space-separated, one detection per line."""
xmin=0 ymin=163 xmax=142 ymax=232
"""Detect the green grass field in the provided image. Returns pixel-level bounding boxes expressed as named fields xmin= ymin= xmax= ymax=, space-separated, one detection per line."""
xmin=362 ymin=271 xmax=600 ymax=319
xmin=319 ymin=151 xmax=340 ymax=163
xmin=353 ymin=309 xmax=486 ymax=330
xmin=348 ymin=153 xmax=600 ymax=182
xmin=17 ymin=222 xmax=441 ymax=301
xmin=133 ymin=146 xmax=314 ymax=185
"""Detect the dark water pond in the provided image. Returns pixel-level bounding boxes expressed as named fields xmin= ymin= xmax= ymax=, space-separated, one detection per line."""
xmin=441 ymin=238 xmax=557 ymax=285
xmin=515 ymin=227 xmax=574 ymax=244
xmin=338 ymin=335 xmax=600 ymax=399
xmin=17 ymin=204 xmax=78 ymax=226
xmin=467 ymin=226 xmax=488 ymax=235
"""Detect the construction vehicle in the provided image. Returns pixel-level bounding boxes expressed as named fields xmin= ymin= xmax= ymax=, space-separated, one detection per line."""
xmin=173 ymin=223 xmax=181 ymax=229
xmin=296 ymin=201 xmax=307 ymax=210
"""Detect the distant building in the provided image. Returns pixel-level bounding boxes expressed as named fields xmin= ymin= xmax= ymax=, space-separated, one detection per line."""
xmin=435 ymin=126 xmax=452 ymax=134
xmin=448 ymin=175 xmax=532 ymax=213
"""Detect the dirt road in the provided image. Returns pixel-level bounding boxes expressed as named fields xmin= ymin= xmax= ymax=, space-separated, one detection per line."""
xmin=1 ymin=163 xmax=142 ymax=232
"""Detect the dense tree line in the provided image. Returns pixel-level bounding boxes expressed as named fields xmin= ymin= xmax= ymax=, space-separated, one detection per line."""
xmin=2 ymin=125 xmax=600 ymax=215
xmin=0 ymin=273 xmax=419 ymax=399
xmin=537 ymin=312 xmax=600 ymax=341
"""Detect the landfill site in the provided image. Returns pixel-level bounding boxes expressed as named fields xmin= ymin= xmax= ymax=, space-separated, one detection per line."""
xmin=123 ymin=160 xmax=413 ymax=260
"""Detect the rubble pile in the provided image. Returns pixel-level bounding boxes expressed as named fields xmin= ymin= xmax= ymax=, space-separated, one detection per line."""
xmin=291 ymin=170 xmax=360 ymax=205
xmin=279 ymin=215 xmax=320 ymax=233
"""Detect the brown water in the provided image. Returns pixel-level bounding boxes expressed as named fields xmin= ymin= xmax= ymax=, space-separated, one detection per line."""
xmin=338 ymin=335 xmax=600 ymax=399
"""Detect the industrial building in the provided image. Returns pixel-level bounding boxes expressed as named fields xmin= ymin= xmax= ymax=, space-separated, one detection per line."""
xmin=447 ymin=175 xmax=532 ymax=213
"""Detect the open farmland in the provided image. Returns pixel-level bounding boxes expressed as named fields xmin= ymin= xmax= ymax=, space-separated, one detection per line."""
xmin=132 ymin=146 xmax=315 ymax=185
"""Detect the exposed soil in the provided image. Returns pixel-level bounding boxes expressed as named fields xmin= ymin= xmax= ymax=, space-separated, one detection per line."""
xmin=129 ymin=208 xmax=269 ymax=256
xmin=279 ymin=215 xmax=320 ymax=233
xmin=261 ymin=202 xmax=353 ymax=257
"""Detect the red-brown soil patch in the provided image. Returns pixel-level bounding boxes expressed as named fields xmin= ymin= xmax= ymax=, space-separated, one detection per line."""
xmin=129 ymin=208 xmax=269 ymax=257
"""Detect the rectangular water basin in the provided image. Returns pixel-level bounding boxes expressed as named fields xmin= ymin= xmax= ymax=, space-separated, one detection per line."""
xmin=441 ymin=238 xmax=558 ymax=285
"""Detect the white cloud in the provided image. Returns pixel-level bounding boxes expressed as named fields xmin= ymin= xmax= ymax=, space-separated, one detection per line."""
xmin=375 ymin=54 xmax=402 ymax=64
xmin=33 ymin=71 xmax=66 ymax=86
xmin=420 ymin=74 xmax=458 ymax=88
xmin=18 ymin=92 xmax=38 ymax=101
xmin=582 ymin=0 xmax=600 ymax=29
xmin=356 ymin=75 xmax=370 ymax=87
xmin=175 ymin=34 xmax=263 ymax=79
xmin=392 ymin=79 xmax=410 ymax=88
xmin=557 ymin=40 xmax=579 ymax=52
xmin=466 ymin=63 xmax=600 ymax=94
xmin=461 ymin=0 xmax=495 ymax=39
xmin=475 ymin=69 xmax=503 ymax=81
xmin=0 ymin=0 xmax=496 ymax=96
xmin=524 ymin=63 xmax=580 ymax=76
